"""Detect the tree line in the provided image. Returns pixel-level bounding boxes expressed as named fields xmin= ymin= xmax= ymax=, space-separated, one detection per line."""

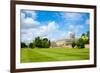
xmin=21 ymin=36 xmax=51 ymax=49
xmin=21 ymin=31 xmax=89 ymax=49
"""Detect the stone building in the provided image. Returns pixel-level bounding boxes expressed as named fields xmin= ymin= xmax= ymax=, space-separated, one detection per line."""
xmin=51 ymin=32 xmax=76 ymax=48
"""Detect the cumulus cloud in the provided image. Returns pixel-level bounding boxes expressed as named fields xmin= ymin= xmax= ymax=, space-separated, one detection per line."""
xmin=21 ymin=10 xmax=40 ymax=29
xmin=21 ymin=10 xmax=89 ymax=43
xmin=39 ymin=21 xmax=59 ymax=34
xmin=60 ymin=12 xmax=89 ymax=38
xmin=21 ymin=21 xmax=60 ymax=43
xmin=21 ymin=10 xmax=40 ymax=43
xmin=21 ymin=31 xmax=34 ymax=44
xmin=22 ymin=17 xmax=40 ymax=29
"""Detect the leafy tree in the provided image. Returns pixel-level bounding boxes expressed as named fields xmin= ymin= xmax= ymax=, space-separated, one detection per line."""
xmin=35 ymin=37 xmax=42 ymax=48
xmin=81 ymin=32 xmax=89 ymax=44
xmin=77 ymin=38 xmax=85 ymax=48
xmin=41 ymin=38 xmax=51 ymax=48
xmin=72 ymin=41 xmax=76 ymax=48
xmin=32 ymin=41 xmax=35 ymax=48
xmin=43 ymin=38 xmax=49 ymax=48
xmin=29 ymin=43 xmax=33 ymax=48
xmin=81 ymin=33 xmax=85 ymax=37
xmin=21 ymin=42 xmax=27 ymax=48
xmin=29 ymin=42 xmax=35 ymax=49
xmin=81 ymin=34 xmax=88 ymax=41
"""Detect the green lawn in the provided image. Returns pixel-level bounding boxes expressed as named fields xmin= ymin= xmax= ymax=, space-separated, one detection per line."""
xmin=21 ymin=48 xmax=89 ymax=63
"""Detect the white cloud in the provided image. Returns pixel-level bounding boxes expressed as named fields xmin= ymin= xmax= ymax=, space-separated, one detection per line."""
xmin=68 ymin=24 xmax=83 ymax=34
xmin=22 ymin=17 xmax=40 ymax=28
xmin=21 ymin=11 xmax=87 ymax=43
xmin=21 ymin=20 xmax=84 ymax=43
xmin=48 ymin=21 xmax=59 ymax=32
xmin=37 ymin=21 xmax=59 ymax=37
xmin=37 ymin=21 xmax=59 ymax=35
xmin=66 ymin=31 xmax=73 ymax=39
xmin=61 ymin=12 xmax=84 ymax=21
xmin=21 ymin=29 xmax=34 ymax=43
xmin=24 ymin=18 xmax=34 ymax=25
xmin=21 ymin=10 xmax=40 ymax=29
xmin=21 ymin=10 xmax=41 ymax=43
xmin=21 ymin=21 xmax=60 ymax=43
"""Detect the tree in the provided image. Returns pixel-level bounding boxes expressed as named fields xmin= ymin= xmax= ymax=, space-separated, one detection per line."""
xmin=77 ymin=38 xmax=85 ymax=48
xmin=86 ymin=31 xmax=90 ymax=44
xmin=29 ymin=42 xmax=35 ymax=49
xmin=81 ymin=33 xmax=85 ymax=37
xmin=81 ymin=34 xmax=88 ymax=41
xmin=72 ymin=41 xmax=76 ymax=48
xmin=21 ymin=42 xmax=27 ymax=48
xmin=35 ymin=37 xmax=42 ymax=48
xmin=27 ymin=36 xmax=51 ymax=48
xmin=29 ymin=43 xmax=33 ymax=48
xmin=81 ymin=32 xmax=89 ymax=44
xmin=41 ymin=38 xmax=51 ymax=48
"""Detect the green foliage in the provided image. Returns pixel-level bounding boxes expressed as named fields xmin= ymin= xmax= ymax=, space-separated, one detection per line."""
xmin=41 ymin=38 xmax=51 ymax=48
xmin=29 ymin=43 xmax=33 ymax=48
xmin=31 ymin=36 xmax=51 ymax=48
xmin=72 ymin=41 xmax=76 ymax=48
xmin=86 ymin=31 xmax=89 ymax=44
xmin=29 ymin=42 xmax=35 ymax=49
xmin=81 ymin=33 xmax=85 ymax=37
xmin=81 ymin=34 xmax=88 ymax=41
xmin=77 ymin=38 xmax=85 ymax=48
xmin=35 ymin=37 xmax=42 ymax=48
xmin=21 ymin=42 xmax=27 ymax=48
xmin=74 ymin=31 xmax=90 ymax=49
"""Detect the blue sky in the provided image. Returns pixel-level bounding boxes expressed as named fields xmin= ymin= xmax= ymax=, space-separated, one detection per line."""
xmin=21 ymin=9 xmax=90 ymax=44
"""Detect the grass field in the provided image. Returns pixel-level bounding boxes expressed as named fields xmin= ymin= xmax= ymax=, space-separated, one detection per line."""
xmin=21 ymin=48 xmax=89 ymax=63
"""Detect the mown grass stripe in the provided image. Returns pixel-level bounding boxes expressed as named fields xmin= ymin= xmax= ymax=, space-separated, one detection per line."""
xmin=21 ymin=48 xmax=89 ymax=63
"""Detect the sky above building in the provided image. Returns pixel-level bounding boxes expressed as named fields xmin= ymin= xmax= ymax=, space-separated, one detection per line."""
xmin=21 ymin=9 xmax=90 ymax=44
